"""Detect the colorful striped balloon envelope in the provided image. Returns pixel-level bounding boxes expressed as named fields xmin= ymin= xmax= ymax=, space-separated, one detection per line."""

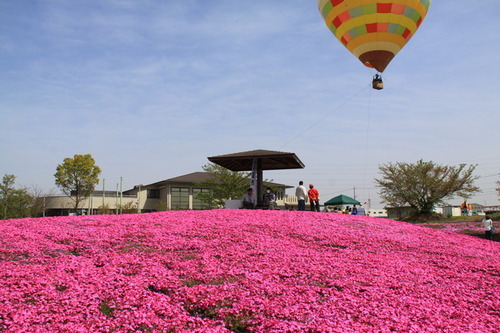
xmin=317 ymin=0 xmax=431 ymax=73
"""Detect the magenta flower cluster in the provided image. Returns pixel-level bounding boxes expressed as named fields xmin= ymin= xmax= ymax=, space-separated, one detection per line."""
xmin=0 ymin=210 xmax=498 ymax=332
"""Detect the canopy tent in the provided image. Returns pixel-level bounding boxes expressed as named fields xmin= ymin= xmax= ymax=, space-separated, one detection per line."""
xmin=324 ymin=194 xmax=361 ymax=206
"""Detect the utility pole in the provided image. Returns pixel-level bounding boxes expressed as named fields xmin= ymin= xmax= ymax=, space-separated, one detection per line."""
xmin=102 ymin=178 xmax=105 ymax=212
xmin=353 ymin=186 xmax=356 ymax=200
xmin=137 ymin=184 xmax=142 ymax=214
xmin=116 ymin=183 xmax=119 ymax=214
xmin=119 ymin=177 xmax=123 ymax=214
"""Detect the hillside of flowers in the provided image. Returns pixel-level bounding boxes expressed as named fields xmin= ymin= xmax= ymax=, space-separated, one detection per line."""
xmin=1 ymin=210 xmax=499 ymax=332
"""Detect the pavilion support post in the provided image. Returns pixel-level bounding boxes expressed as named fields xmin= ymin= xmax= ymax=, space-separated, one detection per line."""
xmin=251 ymin=158 xmax=258 ymax=205
xmin=257 ymin=163 xmax=263 ymax=206
xmin=250 ymin=158 xmax=264 ymax=207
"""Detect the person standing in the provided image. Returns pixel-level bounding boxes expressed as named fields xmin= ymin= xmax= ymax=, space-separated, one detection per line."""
xmin=461 ymin=200 xmax=472 ymax=216
xmin=295 ymin=181 xmax=308 ymax=211
xmin=308 ymin=184 xmax=320 ymax=212
xmin=483 ymin=215 xmax=494 ymax=240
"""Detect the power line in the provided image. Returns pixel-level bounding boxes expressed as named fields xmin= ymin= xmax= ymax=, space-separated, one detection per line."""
xmin=478 ymin=173 xmax=500 ymax=179
xmin=279 ymin=83 xmax=370 ymax=149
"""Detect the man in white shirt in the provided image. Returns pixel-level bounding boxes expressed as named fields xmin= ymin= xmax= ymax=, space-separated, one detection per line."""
xmin=483 ymin=215 xmax=494 ymax=240
xmin=295 ymin=181 xmax=308 ymax=211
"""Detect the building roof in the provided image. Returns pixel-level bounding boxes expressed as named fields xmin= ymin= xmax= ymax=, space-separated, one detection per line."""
xmin=165 ymin=172 xmax=214 ymax=183
xmin=124 ymin=172 xmax=212 ymax=192
xmin=123 ymin=171 xmax=293 ymax=193
xmin=207 ymin=149 xmax=305 ymax=171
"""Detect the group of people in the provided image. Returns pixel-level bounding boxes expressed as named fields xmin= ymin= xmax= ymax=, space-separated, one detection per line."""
xmin=241 ymin=181 xmax=321 ymax=212
xmin=325 ymin=206 xmax=358 ymax=215
xmin=295 ymin=181 xmax=320 ymax=212
xmin=464 ymin=201 xmax=495 ymax=241
xmin=242 ymin=187 xmax=278 ymax=210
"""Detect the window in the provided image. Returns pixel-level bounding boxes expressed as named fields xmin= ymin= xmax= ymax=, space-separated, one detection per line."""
xmin=171 ymin=187 xmax=189 ymax=210
xmin=147 ymin=189 xmax=160 ymax=198
xmin=193 ymin=188 xmax=211 ymax=210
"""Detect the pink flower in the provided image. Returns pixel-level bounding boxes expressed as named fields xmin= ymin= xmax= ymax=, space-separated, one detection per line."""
xmin=0 ymin=210 xmax=498 ymax=332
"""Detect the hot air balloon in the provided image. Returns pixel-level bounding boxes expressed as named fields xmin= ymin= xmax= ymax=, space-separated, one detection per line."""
xmin=317 ymin=0 xmax=431 ymax=89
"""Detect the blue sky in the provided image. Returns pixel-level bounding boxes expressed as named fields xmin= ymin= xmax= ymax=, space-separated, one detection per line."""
xmin=1 ymin=0 xmax=499 ymax=208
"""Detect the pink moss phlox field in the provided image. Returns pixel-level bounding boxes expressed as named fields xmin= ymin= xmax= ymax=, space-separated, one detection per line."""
xmin=0 ymin=210 xmax=499 ymax=332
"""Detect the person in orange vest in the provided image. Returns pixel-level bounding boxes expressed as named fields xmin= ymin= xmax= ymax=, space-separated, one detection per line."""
xmin=460 ymin=200 xmax=472 ymax=216
xmin=308 ymin=184 xmax=320 ymax=212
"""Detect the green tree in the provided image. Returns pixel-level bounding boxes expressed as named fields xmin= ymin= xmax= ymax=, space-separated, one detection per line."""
xmin=194 ymin=163 xmax=251 ymax=208
xmin=0 ymin=174 xmax=36 ymax=219
xmin=375 ymin=160 xmax=480 ymax=216
xmin=54 ymin=154 xmax=102 ymax=212
xmin=6 ymin=189 xmax=34 ymax=219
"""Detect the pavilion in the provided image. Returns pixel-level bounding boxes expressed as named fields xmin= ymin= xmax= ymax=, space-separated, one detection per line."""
xmin=208 ymin=149 xmax=305 ymax=206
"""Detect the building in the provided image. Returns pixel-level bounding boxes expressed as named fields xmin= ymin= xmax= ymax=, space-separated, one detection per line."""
xmin=483 ymin=205 xmax=500 ymax=213
xmin=122 ymin=172 xmax=215 ymax=212
xmin=441 ymin=206 xmax=461 ymax=217
xmin=41 ymin=190 xmax=135 ymax=216
xmin=43 ymin=172 xmax=293 ymax=216
xmin=366 ymin=209 xmax=388 ymax=218
xmin=440 ymin=203 xmax=487 ymax=217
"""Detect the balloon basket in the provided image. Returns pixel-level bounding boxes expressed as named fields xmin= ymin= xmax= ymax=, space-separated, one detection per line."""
xmin=372 ymin=74 xmax=383 ymax=90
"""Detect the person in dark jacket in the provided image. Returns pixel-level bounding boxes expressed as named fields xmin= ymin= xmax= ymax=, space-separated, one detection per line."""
xmin=263 ymin=187 xmax=277 ymax=210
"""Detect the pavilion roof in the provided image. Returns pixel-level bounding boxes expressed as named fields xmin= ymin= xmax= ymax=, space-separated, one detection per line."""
xmin=207 ymin=149 xmax=305 ymax=171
